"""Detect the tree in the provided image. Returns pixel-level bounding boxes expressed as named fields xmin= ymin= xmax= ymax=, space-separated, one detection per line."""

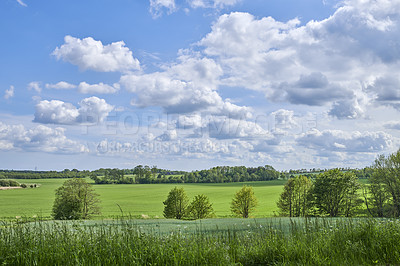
xmin=231 ymin=185 xmax=258 ymax=218
xmin=188 ymin=194 xmax=214 ymax=219
xmin=277 ymin=175 xmax=312 ymax=217
xmin=163 ymin=187 xmax=189 ymax=219
xmin=365 ymin=150 xmax=400 ymax=217
xmin=52 ymin=178 xmax=101 ymax=220
xmin=311 ymin=169 xmax=361 ymax=217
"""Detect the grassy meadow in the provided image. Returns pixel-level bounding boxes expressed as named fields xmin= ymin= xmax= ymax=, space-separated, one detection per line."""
xmin=1 ymin=217 xmax=400 ymax=265
xmin=0 ymin=178 xmax=286 ymax=219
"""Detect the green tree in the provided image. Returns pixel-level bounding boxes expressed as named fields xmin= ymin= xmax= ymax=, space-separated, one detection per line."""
xmin=188 ymin=194 xmax=214 ymax=219
xmin=231 ymin=185 xmax=258 ymax=218
xmin=163 ymin=187 xmax=189 ymax=219
xmin=311 ymin=169 xmax=361 ymax=217
xmin=366 ymin=150 xmax=400 ymax=217
xmin=277 ymin=175 xmax=312 ymax=217
xmin=52 ymin=178 xmax=101 ymax=220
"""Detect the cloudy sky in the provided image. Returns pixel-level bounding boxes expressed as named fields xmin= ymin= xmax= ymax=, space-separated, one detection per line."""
xmin=1 ymin=0 xmax=400 ymax=171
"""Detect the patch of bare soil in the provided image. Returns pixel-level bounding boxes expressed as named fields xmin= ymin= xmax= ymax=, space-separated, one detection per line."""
xmin=0 ymin=186 xmax=22 ymax=190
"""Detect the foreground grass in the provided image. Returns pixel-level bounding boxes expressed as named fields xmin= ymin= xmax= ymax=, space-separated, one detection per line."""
xmin=1 ymin=218 xmax=399 ymax=265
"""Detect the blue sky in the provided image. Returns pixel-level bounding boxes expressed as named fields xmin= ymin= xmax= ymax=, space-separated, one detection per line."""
xmin=1 ymin=0 xmax=400 ymax=171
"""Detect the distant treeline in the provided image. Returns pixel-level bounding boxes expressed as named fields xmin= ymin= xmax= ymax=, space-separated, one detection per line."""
xmin=90 ymin=165 xmax=282 ymax=184
xmin=0 ymin=165 xmax=373 ymax=183
xmin=0 ymin=169 xmax=90 ymax=179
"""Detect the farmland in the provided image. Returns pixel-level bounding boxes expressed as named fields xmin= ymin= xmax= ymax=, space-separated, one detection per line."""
xmin=1 ymin=217 xmax=400 ymax=265
xmin=0 ymin=178 xmax=286 ymax=219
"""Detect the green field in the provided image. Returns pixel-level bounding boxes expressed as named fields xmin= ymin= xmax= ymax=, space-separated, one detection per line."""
xmin=1 ymin=217 xmax=399 ymax=265
xmin=0 ymin=179 xmax=286 ymax=219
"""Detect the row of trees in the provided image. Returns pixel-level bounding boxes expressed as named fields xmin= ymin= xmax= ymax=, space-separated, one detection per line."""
xmin=52 ymin=179 xmax=259 ymax=220
xmin=182 ymin=165 xmax=282 ymax=183
xmin=163 ymin=186 xmax=258 ymax=219
xmin=365 ymin=150 xmax=400 ymax=217
xmin=0 ymin=169 xmax=90 ymax=179
xmin=51 ymin=149 xmax=400 ymax=220
xmin=277 ymin=149 xmax=400 ymax=218
xmin=278 ymin=169 xmax=362 ymax=217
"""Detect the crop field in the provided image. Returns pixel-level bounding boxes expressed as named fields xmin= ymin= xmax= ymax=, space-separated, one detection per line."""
xmin=0 ymin=179 xmax=286 ymax=219
xmin=1 ymin=217 xmax=400 ymax=265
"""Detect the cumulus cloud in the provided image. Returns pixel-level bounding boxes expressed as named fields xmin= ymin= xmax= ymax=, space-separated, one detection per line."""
xmin=176 ymin=114 xmax=203 ymax=129
xmin=156 ymin=130 xmax=178 ymax=141
xmin=0 ymin=122 xmax=87 ymax=153
xmin=149 ymin=0 xmax=176 ymax=18
xmin=367 ymin=76 xmax=400 ymax=110
xmin=4 ymin=86 xmax=14 ymax=99
xmin=45 ymin=81 xmax=76 ymax=90
xmin=384 ymin=121 xmax=400 ymax=130
xmin=271 ymin=109 xmax=298 ymax=130
xmin=78 ymin=82 xmax=119 ymax=94
xmin=296 ymin=129 xmax=393 ymax=153
xmin=195 ymin=0 xmax=400 ymax=118
xmin=27 ymin=81 xmax=42 ymax=93
xmin=53 ymin=35 xmax=140 ymax=72
xmin=33 ymin=96 xmax=113 ymax=125
xmin=206 ymin=117 xmax=271 ymax=139
xmin=329 ymin=98 xmax=365 ymax=119
xmin=120 ymin=54 xmax=253 ymax=118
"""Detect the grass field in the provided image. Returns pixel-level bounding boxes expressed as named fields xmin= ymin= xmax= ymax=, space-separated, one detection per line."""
xmin=1 ymin=217 xmax=399 ymax=265
xmin=0 ymin=179 xmax=287 ymax=219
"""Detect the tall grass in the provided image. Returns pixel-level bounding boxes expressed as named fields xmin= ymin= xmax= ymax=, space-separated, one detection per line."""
xmin=1 ymin=218 xmax=399 ymax=265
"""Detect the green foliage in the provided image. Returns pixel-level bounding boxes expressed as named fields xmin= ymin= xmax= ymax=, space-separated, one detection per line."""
xmin=277 ymin=175 xmax=312 ymax=217
xmin=183 ymin=165 xmax=280 ymax=183
xmin=163 ymin=187 xmax=189 ymax=219
xmin=1 ymin=218 xmax=400 ymax=265
xmin=366 ymin=149 xmax=400 ymax=217
xmin=311 ymin=169 xmax=361 ymax=217
xmin=52 ymin=178 xmax=101 ymax=220
xmin=91 ymin=168 xmax=134 ymax=184
xmin=0 ymin=179 xmax=20 ymax=187
xmin=0 ymin=169 xmax=89 ymax=179
xmin=188 ymin=194 xmax=214 ymax=219
xmin=231 ymin=185 xmax=258 ymax=218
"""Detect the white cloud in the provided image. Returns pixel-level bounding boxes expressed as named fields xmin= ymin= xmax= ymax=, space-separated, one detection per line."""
xmin=0 ymin=122 xmax=87 ymax=154
xmin=121 ymin=72 xmax=219 ymax=113
xmin=78 ymin=82 xmax=119 ymax=94
xmin=33 ymin=97 xmax=113 ymax=125
xmin=77 ymin=97 xmax=114 ymax=123
xmin=384 ymin=121 xmax=400 ymax=130
xmin=120 ymin=54 xmax=253 ymax=118
xmin=195 ymin=0 xmax=400 ymax=118
xmin=16 ymin=0 xmax=27 ymax=7
xmin=45 ymin=81 xmax=76 ymax=90
xmin=53 ymin=35 xmax=140 ymax=72
xmin=206 ymin=117 xmax=271 ymax=139
xmin=176 ymin=114 xmax=203 ymax=129
xmin=27 ymin=81 xmax=42 ymax=93
xmin=156 ymin=130 xmax=178 ymax=141
xmin=188 ymin=0 xmax=240 ymax=9
xmin=271 ymin=109 xmax=298 ymax=130
xmin=34 ymin=100 xmax=79 ymax=124
xmin=296 ymin=129 xmax=393 ymax=153
xmin=149 ymin=0 xmax=176 ymax=18
xmin=4 ymin=86 xmax=14 ymax=99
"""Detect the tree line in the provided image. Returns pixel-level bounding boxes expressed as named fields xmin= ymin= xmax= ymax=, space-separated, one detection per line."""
xmin=90 ymin=165 xmax=282 ymax=184
xmin=50 ymin=149 xmax=400 ymax=220
xmin=1 ymin=165 xmax=373 ymax=183
xmin=277 ymin=149 xmax=400 ymax=218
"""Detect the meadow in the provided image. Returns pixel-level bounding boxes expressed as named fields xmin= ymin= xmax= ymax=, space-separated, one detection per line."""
xmin=0 ymin=179 xmax=286 ymax=219
xmin=1 ymin=217 xmax=400 ymax=265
